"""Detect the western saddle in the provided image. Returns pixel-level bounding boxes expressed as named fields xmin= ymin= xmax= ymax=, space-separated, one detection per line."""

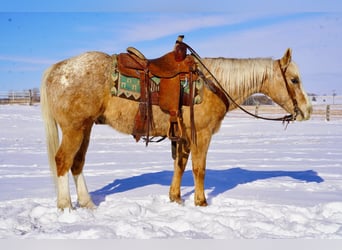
xmin=116 ymin=35 xmax=198 ymax=144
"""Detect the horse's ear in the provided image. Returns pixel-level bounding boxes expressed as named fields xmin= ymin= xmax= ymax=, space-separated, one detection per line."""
xmin=280 ymin=48 xmax=292 ymax=69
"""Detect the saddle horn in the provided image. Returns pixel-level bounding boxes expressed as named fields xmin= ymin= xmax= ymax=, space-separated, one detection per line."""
xmin=174 ymin=35 xmax=187 ymax=62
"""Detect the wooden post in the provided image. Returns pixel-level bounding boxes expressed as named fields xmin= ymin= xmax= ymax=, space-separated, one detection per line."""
xmin=255 ymin=104 xmax=259 ymax=117
xmin=29 ymin=89 xmax=33 ymax=106
xmin=326 ymin=105 xmax=330 ymax=121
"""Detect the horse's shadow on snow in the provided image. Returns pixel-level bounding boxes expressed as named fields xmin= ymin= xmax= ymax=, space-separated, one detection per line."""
xmin=90 ymin=167 xmax=323 ymax=206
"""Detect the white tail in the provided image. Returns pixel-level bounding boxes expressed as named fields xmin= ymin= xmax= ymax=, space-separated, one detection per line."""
xmin=40 ymin=67 xmax=59 ymax=186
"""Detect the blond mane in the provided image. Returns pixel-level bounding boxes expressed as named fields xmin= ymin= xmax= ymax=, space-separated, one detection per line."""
xmin=202 ymin=57 xmax=274 ymax=98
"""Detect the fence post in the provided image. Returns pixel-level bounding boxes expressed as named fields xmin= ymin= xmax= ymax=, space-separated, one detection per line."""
xmin=326 ymin=105 xmax=330 ymax=121
xmin=255 ymin=104 xmax=259 ymax=117
xmin=29 ymin=89 xmax=33 ymax=105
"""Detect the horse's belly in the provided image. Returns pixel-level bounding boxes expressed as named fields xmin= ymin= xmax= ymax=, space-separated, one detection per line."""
xmin=103 ymin=97 xmax=170 ymax=136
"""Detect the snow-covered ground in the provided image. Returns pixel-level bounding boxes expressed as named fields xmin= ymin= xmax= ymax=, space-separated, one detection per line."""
xmin=0 ymin=104 xmax=341 ymax=239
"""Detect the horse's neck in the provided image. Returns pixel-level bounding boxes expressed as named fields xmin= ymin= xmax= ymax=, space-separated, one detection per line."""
xmin=202 ymin=57 xmax=273 ymax=109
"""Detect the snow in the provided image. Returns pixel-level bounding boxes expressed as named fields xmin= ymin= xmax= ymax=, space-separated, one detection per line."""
xmin=0 ymin=104 xmax=342 ymax=239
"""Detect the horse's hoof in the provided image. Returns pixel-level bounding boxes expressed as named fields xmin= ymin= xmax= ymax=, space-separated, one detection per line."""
xmin=169 ymin=194 xmax=184 ymax=205
xmin=171 ymin=199 xmax=184 ymax=205
xmin=79 ymin=200 xmax=96 ymax=210
xmin=57 ymin=199 xmax=73 ymax=211
xmin=195 ymin=199 xmax=208 ymax=207
xmin=58 ymin=206 xmax=75 ymax=212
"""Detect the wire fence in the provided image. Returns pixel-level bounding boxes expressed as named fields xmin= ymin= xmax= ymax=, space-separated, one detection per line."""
xmin=0 ymin=90 xmax=40 ymax=105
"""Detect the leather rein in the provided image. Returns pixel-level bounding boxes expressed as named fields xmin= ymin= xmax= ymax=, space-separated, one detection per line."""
xmin=179 ymin=41 xmax=300 ymax=124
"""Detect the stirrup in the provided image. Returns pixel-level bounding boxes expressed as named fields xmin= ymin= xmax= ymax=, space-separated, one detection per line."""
xmin=167 ymin=117 xmax=183 ymax=141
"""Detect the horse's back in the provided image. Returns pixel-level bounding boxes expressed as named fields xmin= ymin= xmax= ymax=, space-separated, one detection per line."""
xmin=44 ymin=51 xmax=113 ymax=127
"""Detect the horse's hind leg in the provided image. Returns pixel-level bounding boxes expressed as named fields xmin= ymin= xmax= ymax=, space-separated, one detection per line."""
xmin=55 ymin=128 xmax=85 ymax=210
xmin=169 ymin=141 xmax=190 ymax=204
xmin=71 ymin=123 xmax=95 ymax=209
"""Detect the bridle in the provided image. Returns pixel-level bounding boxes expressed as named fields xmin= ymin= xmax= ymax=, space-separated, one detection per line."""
xmin=277 ymin=60 xmax=303 ymax=122
xmin=179 ymin=40 xmax=301 ymax=125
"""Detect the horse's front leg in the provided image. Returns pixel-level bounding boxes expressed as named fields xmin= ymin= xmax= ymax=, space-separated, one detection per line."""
xmin=190 ymin=131 xmax=212 ymax=206
xmin=169 ymin=141 xmax=190 ymax=204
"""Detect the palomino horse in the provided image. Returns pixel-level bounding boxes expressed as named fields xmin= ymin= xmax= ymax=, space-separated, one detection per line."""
xmin=41 ymin=48 xmax=312 ymax=209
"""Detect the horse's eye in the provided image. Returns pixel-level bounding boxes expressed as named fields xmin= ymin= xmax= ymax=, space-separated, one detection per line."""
xmin=291 ymin=78 xmax=300 ymax=84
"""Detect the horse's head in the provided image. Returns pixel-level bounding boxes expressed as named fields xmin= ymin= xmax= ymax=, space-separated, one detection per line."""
xmin=261 ymin=48 xmax=312 ymax=121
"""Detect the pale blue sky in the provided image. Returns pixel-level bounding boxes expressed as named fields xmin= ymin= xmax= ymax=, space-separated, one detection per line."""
xmin=1 ymin=0 xmax=341 ymax=95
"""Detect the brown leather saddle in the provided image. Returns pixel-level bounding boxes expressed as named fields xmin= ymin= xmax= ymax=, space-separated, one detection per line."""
xmin=116 ymin=36 xmax=198 ymax=144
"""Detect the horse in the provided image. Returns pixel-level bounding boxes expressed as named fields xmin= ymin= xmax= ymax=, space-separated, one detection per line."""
xmin=40 ymin=47 xmax=312 ymax=210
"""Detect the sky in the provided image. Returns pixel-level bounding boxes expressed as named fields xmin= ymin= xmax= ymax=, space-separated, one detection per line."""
xmin=0 ymin=0 xmax=341 ymax=95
